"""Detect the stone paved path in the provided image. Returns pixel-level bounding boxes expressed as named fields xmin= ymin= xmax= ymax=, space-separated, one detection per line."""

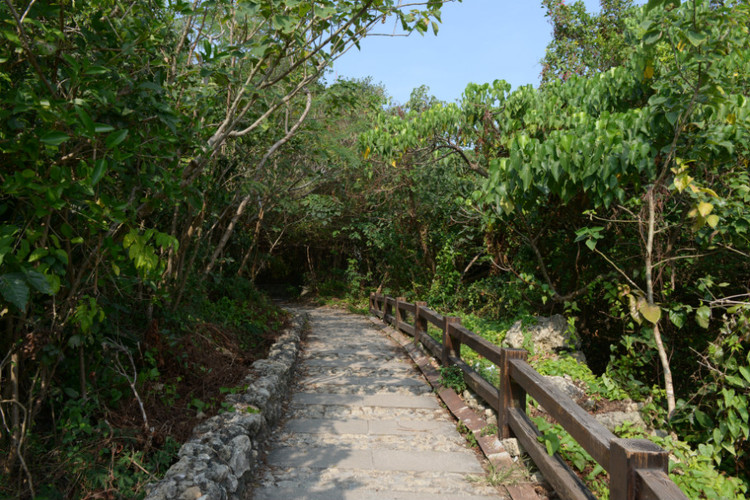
xmin=250 ymin=306 xmax=506 ymax=500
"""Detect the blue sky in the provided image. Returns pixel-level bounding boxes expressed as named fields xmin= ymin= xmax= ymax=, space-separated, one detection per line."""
xmin=329 ymin=0 xmax=645 ymax=105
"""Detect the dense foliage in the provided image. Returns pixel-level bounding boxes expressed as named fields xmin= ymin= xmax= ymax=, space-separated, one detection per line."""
xmin=0 ymin=0 xmax=453 ymax=497
xmin=337 ymin=0 xmax=750 ymax=493
xmin=1 ymin=0 xmax=748 ymax=497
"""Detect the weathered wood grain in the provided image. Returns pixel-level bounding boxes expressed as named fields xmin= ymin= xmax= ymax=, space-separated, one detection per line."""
xmin=418 ymin=306 xmax=445 ymax=329
xmin=507 ymin=408 xmax=596 ymax=500
xmin=452 ymin=324 xmax=503 ymax=366
xmin=509 ymin=358 xmax=616 ymax=470
xmin=636 ymin=470 xmax=689 ymax=500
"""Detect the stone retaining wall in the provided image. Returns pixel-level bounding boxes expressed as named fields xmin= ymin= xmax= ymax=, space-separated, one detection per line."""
xmin=144 ymin=313 xmax=307 ymax=500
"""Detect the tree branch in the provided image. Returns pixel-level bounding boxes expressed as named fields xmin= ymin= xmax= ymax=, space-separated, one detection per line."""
xmin=2 ymin=0 xmax=57 ymax=97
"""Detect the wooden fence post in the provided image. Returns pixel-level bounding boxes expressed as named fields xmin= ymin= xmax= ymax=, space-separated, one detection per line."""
xmin=384 ymin=296 xmax=393 ymax=324
xmin=414 ymin=302 xmax=427 ymax=344
xmin=443 ymin=316 xmax=462 ymax=366
xmin=610 ymin=439 xmax=669 ymax=500
xmin=395 ymin=296 xmax=405 ymax=331
xmin=499 ymin=348 xmax=528 ymax=439
xmin=369 ymin=292 xmax=374 ymax=314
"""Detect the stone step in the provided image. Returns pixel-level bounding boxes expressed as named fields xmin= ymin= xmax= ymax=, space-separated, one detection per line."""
xmin=254 ymin=468 xmax=503 ymax=499
xmin=291 ymin=393 xmax=440 ymax=409
xmin=302 ymin=347 xmax=401 ymax=358
xmin=302 ymin=359 xmax=413 ymax=370
xmin=298 ymin=385 xmax=433 ymax=396
xmin=300 ymin=375 xmax=426 ymax=388
xmin=287 ymin=405 xmax=446 ymax=421
xmin=253 ymin=488 xmax=504 ymax=500
xmin=301 ymin=367 xmax=419 ymax=379
xmin=250 ymin=307 xmax=507 ymax=500
xmin=270 ymin=432 xmax=467 ymax=453
xmin=283 ymin=418 xmax=457 ymax=437
xmin=266 ymin=446 xmax=485 ymax=474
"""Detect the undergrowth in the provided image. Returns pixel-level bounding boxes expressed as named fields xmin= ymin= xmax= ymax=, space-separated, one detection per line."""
xmin=2 ymin=277 xmax=287 ymax=500
xmin=533 ymin=416 xmax=748 ymax=499
xmin=312 ymin=282 xmax=748 ymax=498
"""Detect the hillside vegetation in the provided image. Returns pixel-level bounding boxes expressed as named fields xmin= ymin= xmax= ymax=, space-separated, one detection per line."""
xmin=1 ymin=0 xmax=748 ymax=498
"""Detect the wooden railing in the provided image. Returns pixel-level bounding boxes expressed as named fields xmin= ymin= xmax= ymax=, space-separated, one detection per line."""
xmin=370 ymin=293 xmax=688 ymax=500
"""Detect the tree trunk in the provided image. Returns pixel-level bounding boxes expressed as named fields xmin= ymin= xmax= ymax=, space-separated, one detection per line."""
xmin=645 ymin=188 xmax=676 ymax=417
xmin=205 ymin=91 xmax=312 ymax=275
xmin=237 ymin=203 xmax=265 ymax=277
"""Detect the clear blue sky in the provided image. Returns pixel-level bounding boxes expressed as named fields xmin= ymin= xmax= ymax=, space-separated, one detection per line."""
xmin=329 ymin=0 xmax=645 ymax=105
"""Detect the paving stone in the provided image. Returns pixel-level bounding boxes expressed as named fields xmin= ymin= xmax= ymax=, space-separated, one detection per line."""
xmin=284 ymin=418 xmax=456 ymax=437
xmin=367 ymin=419 xmax=456 ymax=436
xmin=253 ymin=488 xmax=502 ymax=500
xmin=359 ymin=394 xmax=439 ymax=408
xmin=285 ymin=418 xmax=369 ymax=435
xmin=248 ymin=306 xmax=503 ymax=500
xmin=302 ymin=359 xmax=411 ymax=370
xmin=371 ymin=449 xmax=485 ymax=473
xmin=253 ymin=468 xmax=502 ymax=498
xmin=267 ymin=446 xmax=373 ymax=469
xmin=291 ymin=393 xmax=441 ymax=409
xmin=267 ymin=446 xmax=484 ymax=473
xmin=300 ymin=375 xmax=426 ymax=388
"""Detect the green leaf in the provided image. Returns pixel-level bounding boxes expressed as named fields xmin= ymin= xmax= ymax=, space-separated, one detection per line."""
xmin=685 ymin=30 xmax=707 ymax=47
xmin=696 ymin=305 xmax=711 ymax=328
xmin=668 ymin=309 xmax=685 ymax=329
xmin=698 ymin=443 xmax=714 ymax=457
xmin=91 ymin=159 xmax=107 ymax=186
xmin=94 ymin=123 xmax=115 ymax=133
xmin=40 ymin=131 xmax=70 ymax=146
xmin=23 ymin=270 xmax=53 ymax=295
xmin=64 ymin=386 xmax=80 ymax=398
xmin=28 ymin=247 xmax=48 ymax=263
xmin=628 ymin=294 xmax=642 ymax=325
xmin=520 ymin=163 xmax=532 ymax=190
xmin=712 ymin=426 xmax=723 ymax=444
xmin=643 ymin=29 xmax=663 ymax=45
xmin=698 ymin=201 xmax=713 ymax=217
xmin=84 ymin=66 xmax=109 ymax=75
xmin=646 ymin=0 xmax=680 ymax=12
xmin=666 ymin=110 xmax=680 ymax=126
xmin=53 ymin=248 xmax=68 ymax=265
xmin=0 ymin=273 xmax=30 ymax=310
xmin=640 ymin=302 xmax=662 ymax=324
xmin=585 ymin=239 xmax=597 ymax=251
xmin=106 ymin=129 xmax=129 ymax=149
xmin=60 ymin=223 xmax=73 ymax=238
xmin=740 ymin=366 xmax=750 ymax=383
xmin=75 ymin=106 xmax=95 ymax=135
xmin=543 ymin=433 xmax=560 ymax=456
xmin=706 ymin=214 xmax=719 ymax=228
xmin=272 ymin=14 xmax=294 ymax=33
xmin=694 ymin=410 xmax=713 ymax=428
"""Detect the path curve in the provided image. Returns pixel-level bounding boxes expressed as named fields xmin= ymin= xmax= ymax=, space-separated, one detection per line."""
xmin=250 ymin=306 xmax=506 ymax=500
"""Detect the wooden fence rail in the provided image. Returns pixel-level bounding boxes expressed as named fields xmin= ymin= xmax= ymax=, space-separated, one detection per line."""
xmin=370 ymin=293 xmax=687 ymax=500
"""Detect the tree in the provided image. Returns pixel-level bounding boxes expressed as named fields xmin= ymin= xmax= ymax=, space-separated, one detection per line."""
xmin=0 ymin=0 xmax=459 ymax=496
xmin=540 ymin=0 xmax=636 ymax=84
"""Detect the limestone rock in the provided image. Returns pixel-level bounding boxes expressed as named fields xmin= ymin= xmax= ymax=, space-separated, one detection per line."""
xmin=594 ymin=410 xmax=647 ymax=432
xmin=144 ymin=313 xmax=307 ymax=500
xmin=544 ymin=375 xmax=585 ymax=400
xmin=501 ymin=437 xmax=522 ymax=457
xmin=504 ymin=314 xmax=586 ymax=362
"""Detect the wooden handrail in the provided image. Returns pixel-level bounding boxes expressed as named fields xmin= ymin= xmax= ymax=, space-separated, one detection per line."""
xmin=508 ymin=357 xmax=616 ymax=470
xmin=369 ymin=292 xmax=688 ymax=500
